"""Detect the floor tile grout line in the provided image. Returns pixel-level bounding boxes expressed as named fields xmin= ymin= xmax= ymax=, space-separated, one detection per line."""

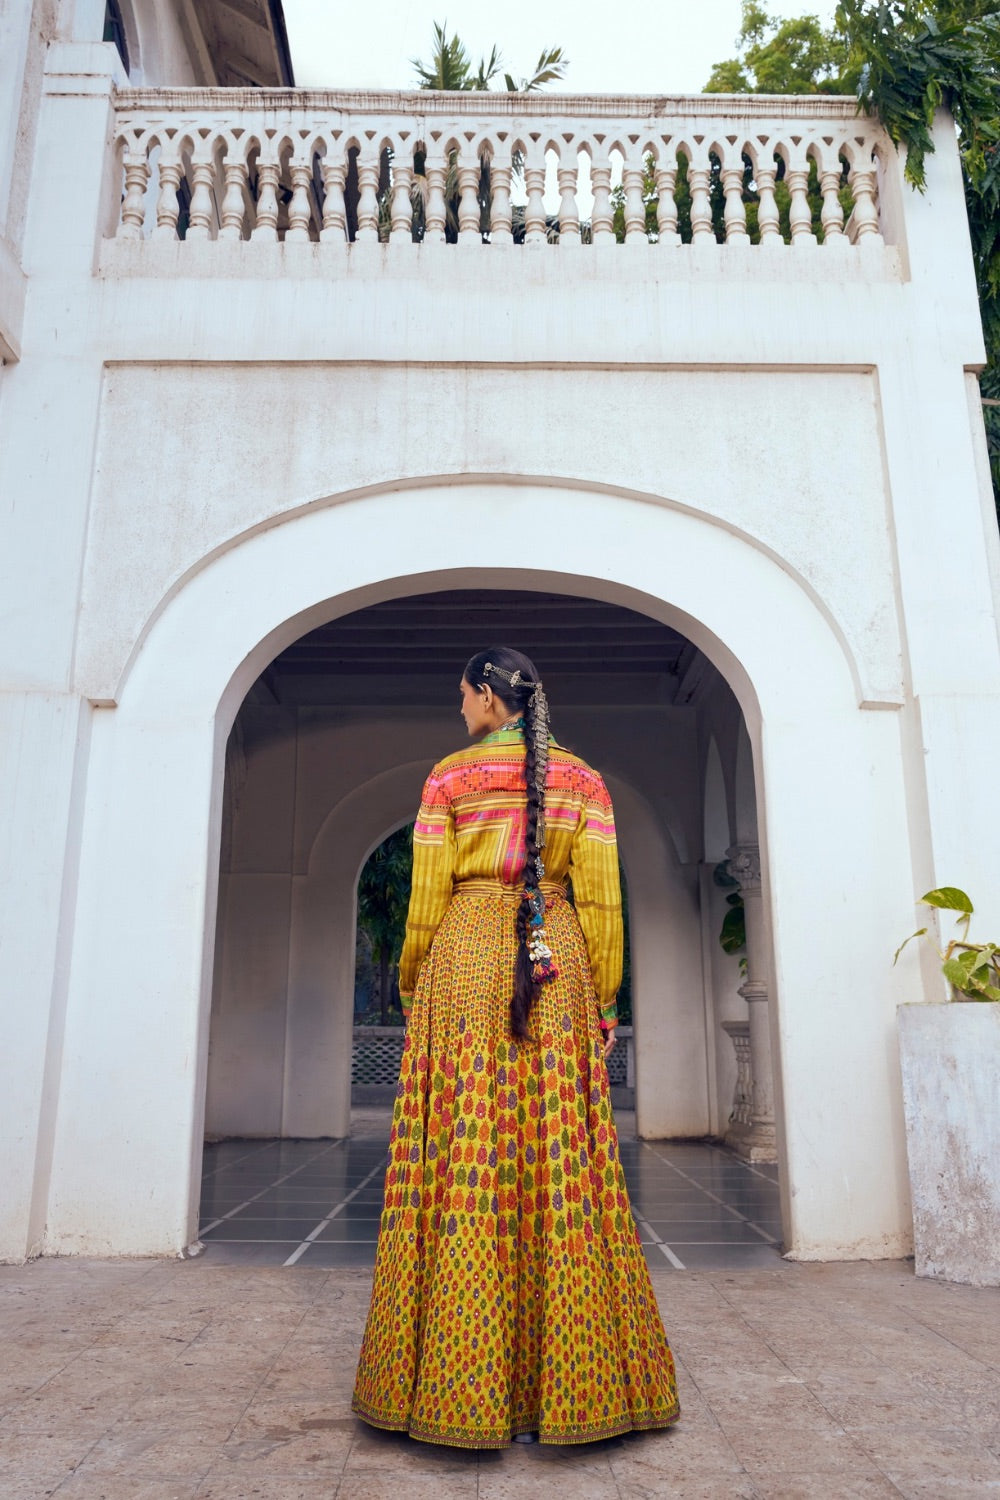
xmin=200 ymin=1137 xmax=287 ymax=1180
xmin=639 ymin=1141 xmax=781 ymax=1246
xmin=202 ymin=1133 xmax=355 ymax=1187
xmin=199 ymin=1139 xmax=348 ymax=1234
xmin=283 ymin=1161 xmax=388 ymax=1266
xmin=631 ymin=1208 xmax=686 ymax=1269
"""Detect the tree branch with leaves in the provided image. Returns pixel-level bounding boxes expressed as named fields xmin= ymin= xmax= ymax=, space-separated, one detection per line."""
xmin=707 ymin=0 xmax=1000 ymax=526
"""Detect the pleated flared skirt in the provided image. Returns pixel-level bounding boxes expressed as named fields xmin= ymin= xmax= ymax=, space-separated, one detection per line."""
xmin=351 ymin=885 xmax=681 ymax=1448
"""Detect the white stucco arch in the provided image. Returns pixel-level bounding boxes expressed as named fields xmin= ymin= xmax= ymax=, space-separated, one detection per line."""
xmin=98 ymin=471 xmax=882 ymax=711
xmin=46 ymin=482 xmax=919 ymax=1261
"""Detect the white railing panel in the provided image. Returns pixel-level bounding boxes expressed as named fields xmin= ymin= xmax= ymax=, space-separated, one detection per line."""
xmin=109 ymin=88 xmax=896 ymax=260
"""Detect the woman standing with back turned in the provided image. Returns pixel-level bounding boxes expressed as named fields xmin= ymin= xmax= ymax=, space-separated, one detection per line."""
xmin=352 ymin=646 xmax=680 ymax=1447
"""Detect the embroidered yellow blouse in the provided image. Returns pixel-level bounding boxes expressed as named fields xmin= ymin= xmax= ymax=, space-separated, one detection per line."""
xmin=398 ymin=725 xmax=623 ymax=1023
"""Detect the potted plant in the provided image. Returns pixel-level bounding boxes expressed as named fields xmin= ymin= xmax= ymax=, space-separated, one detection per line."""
xmin=895 ymin=888 xmax=1000 ymax=1287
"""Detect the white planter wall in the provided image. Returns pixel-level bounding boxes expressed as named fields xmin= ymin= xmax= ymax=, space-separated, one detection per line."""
xmin=897 ymin=1003 xmax=1000 ymax=1287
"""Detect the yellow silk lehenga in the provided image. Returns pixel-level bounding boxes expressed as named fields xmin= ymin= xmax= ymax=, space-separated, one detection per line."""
xmin=352 ymin=722 xmax=680 ymax=1448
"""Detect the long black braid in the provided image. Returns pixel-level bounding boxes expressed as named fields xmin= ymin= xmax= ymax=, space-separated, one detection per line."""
xmin=463 ymin=647 xmax=551 ymax=1038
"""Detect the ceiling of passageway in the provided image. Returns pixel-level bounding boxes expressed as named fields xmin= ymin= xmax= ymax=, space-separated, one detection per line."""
xmin=254 ymin=590 xmax=716 ymax=708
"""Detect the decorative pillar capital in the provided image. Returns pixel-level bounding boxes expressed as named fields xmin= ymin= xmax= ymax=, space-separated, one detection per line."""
xmin=738 ymin=978 xmax=769 ymax=1004
xmin=726 ymin=842 xmax=761 ymax=893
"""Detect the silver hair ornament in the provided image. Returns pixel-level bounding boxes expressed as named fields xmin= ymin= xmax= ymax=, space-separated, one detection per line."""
xmin=529 ymin=683 xmax=550 ymax=850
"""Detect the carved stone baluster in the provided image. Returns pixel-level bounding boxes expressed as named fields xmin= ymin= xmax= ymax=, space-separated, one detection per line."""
xmin=756 ymin=159 xmax=781 ymax=242
xmin=355 ymin=145 xmax=380 ymax=242
xmin=848 ymin=159 xmax=882 ymax=243
xmin=153 ymin=147 xmax=182 ymax=239
xmin=786 ymin=159 xmax=817 ymax=244
xmin=457 ymin=154 xmax=481 ymax=241
xmin=721 ymin=158 xmax=748 ymax=243
xmin=320 ymin=153 xmax=347 ymax=241
xmin=186 ymin=147 xmax=215 ymax=240
xmin=423 ymin=149 xmax=447 ymax=244
xmin=557 ymin=159 xmax=580 ymax=244
xmin=218 ymin=153 xmax=248 ymax=241
xmin=721 ymin=1020 xmax=753 ymax=1130
xmin=622 ymin=152 xmax=647 ymax=243
xmin=285 ymin=157 xmax=313 ymax=241
xmin=819 ymin=163 xmax=846 ymax=244
xmin=655 ymin=156 xmax=679 ymax=246
xmin=488 ymin=150 xmax=513 ymax=245
xmin=590 ymin=153 xmax=614 ymax=243
xmin=118 ymin=148 xmax=149 ymax=239
xmin=252 ymin=151 xmax=280 ymax=241
xmin=688 ymin=156 xmax=714 ymax=243
xmin=389 ymin=156 xmax=413 ymax=240
xmin=523 ymin=148 xmax=547 ymax=244
xmin=725 ymin=843 xmax=777 ymax=1162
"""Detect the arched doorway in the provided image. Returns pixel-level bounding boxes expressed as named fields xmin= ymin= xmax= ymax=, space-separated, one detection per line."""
xmin=43 ymin=482 xmax=917 ymax=1262
xmin=205 ymin=588 xmax=752 ymax=1153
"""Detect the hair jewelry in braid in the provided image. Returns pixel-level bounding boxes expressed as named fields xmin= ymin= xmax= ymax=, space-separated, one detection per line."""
xmin=463 ymin=647 xmax=557 ymax=1038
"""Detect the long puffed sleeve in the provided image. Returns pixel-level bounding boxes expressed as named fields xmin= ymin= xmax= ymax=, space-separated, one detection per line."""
xmin=397 ymin=767 xmax=455 ymax=1006
xmin=568 ymin=775 xmax=623 ymax=1023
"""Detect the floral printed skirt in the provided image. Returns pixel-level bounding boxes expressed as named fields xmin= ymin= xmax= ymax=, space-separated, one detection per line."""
xmin=351 ymin=885 xmax=681 ymax=1448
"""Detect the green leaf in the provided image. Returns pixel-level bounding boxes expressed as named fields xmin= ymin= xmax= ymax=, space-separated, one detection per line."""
xmin=942 ymin=957 xmax=971 ymax=986
xmin=893 ymin=928 xmax=926 ymax=964
xmin=920 ymin=887 xmax=974 ymax=914
xmin=720 ymin=906 xmax=747 ymax=955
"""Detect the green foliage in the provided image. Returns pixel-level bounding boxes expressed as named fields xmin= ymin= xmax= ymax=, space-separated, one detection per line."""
xmin=706 ymin=0 xmax=1000 ymax=524
xmin=412 ymin=22 xmax=568 ymax=93
xmin=411 ymin=21 xmax=474 ymax=90
xmin=357 ymin=824 xmax=413 ymax=1022
xmin=836 ymin=1 xmax=1000 ymax=188
xmin=713 ymin=861 xmax=748 ymax=972
xmin=404 ymin=23 xmax=567 ymax=245
xmin=895 ymin=887 xmax=1000 ymax=1000
xmin=705 ymin=0 xmax=856 ymax=94
xmin=610 ymin=151 xmax=851 ymax=244
xmin=836 ymin=0 xmax=1000 ymax=518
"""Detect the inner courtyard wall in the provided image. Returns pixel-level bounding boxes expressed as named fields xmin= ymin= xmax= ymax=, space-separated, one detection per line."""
xmin=208 ymin=701 xmax=714 ymax=1142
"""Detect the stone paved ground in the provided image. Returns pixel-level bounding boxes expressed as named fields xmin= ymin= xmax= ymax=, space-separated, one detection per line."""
xmin=2 ymin=1251 xmax=998 ymax=1499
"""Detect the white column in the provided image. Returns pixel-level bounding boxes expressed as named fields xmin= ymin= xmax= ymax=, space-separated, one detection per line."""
xmin=725 ymin=842 xmax=777 ymax=1161
xmin=283 ymin=874 xmax=353 ymax=1138
xmin=883 ymin=111 xmax=1000 ymax=938
xmin=0 ymin=694 xmax=92 ymax=1260
xmin=0 ymin=43 xmax=125 ymax=1259
xmin=45 ymin=706 xmax=222 ymax=1255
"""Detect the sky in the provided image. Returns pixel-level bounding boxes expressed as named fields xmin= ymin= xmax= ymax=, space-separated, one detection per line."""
xmin=283 ymin=0 xmax=841 ymax=95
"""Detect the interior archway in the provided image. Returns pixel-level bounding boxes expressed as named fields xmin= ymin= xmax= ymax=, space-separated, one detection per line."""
xmin=206 ymin=588 xmax=753 ymax=1155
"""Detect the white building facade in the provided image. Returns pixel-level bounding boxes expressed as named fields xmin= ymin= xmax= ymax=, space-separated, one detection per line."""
xmin=3 ymin=0 xmax=1000 ymax=1266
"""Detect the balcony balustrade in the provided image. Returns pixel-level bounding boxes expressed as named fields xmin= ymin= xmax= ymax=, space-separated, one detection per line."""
xmin=109 ymin=88 xmax=897 ymax=263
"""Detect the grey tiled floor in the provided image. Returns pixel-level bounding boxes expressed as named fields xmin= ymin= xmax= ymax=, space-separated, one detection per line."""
xmin=200 ymin=1110 xmax=783 ymax=1271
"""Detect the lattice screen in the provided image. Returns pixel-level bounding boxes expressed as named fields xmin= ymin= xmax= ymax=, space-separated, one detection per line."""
xmin=352 ymin=1026 xmax=632 ymax=1088
xmin=351 ymin=1028 xmax=406 ymax=1086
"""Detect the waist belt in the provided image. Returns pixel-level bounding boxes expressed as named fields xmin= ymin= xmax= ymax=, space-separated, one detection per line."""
xmin=453 ymin=878 xmax=567 ymax=901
